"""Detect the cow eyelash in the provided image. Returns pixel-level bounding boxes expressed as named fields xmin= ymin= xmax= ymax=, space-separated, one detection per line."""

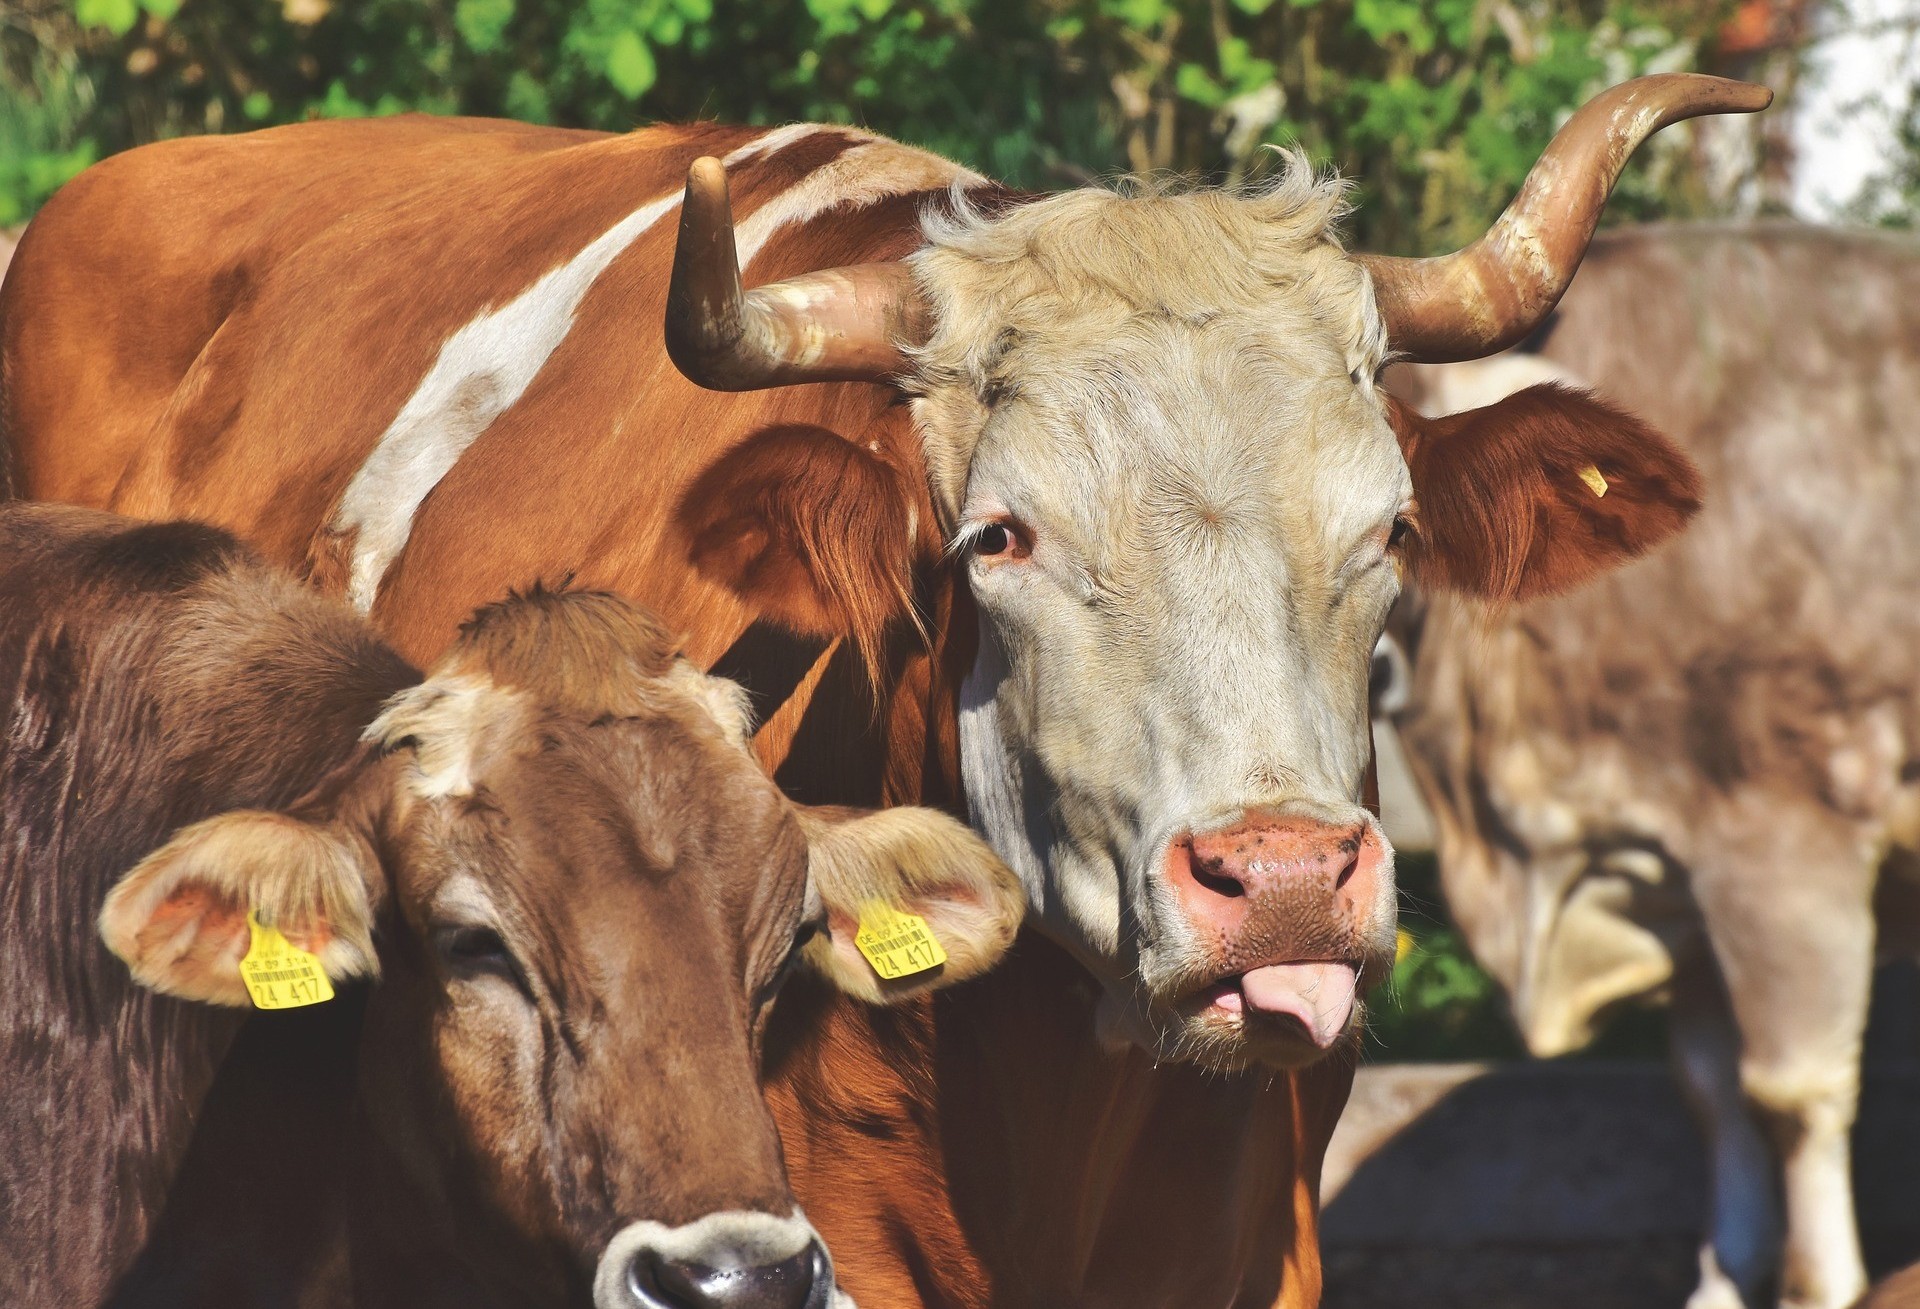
xmin=1388 ymin=516 xmax=1413 ymax=549
xmin=957 ymin=517 xmax=1031 ymax=562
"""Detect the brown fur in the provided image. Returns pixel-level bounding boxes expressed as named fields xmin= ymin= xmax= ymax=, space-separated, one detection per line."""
xmin=678 ymin=424 xmax=920 ymax=686
xmin=1861 ymin=1263 xmax=1920 ymax=1309
xmin=0 ymin=502 xmax=414 ymax=1307
xmin=444 ymin=582 xmax=681 ymax=706
xmin=1391 ymin=224 xmax=1920 ymax=1309
xmin=1387 ymin=383 xmax=1703 ymax=602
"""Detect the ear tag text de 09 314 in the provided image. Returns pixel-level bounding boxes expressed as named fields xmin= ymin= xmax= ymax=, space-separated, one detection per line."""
xmin=1577 ymin=464 xmax=1610 ymax=498
xmin=854 ymin=902 xmax=947 ymax=981
xmin=241 ymin=911 xmax=335 ymax=1009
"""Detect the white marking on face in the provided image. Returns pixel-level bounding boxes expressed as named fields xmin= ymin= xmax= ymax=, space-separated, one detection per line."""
xmin=365 ymin=674 xmax=518 ymax=798
xmin=427 ymin=871 xmax=501 ymax=928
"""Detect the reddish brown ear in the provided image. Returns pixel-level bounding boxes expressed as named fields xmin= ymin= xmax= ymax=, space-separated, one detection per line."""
xmin=1386 ymin=383 xmax=1702 ymax=602
xmin=676 ymin=424 xmax=916 ymax=678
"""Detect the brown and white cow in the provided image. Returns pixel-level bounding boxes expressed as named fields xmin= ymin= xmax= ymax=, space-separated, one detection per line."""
xmin=0 ymin=502 xmax=1020 ymax=1308
xmin=1381 ymin=224 xmax=1920 ymax=1309
xmin=0 ymin=75 xmax=1765 ymax=1306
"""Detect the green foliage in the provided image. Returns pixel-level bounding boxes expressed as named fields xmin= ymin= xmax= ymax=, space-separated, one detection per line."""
xmin=1364 ymin=853 xmax=1526 ymax=1061
xmin=0 ymin=29 xmax=96 ymax=227
xmin=1365 ymin=852 xmax=1667 ymax=1062
xmin=0 ymin=0 xmax=1755 ymax=248
xmin=1846 ymin=89 xmax=1920 ymax=229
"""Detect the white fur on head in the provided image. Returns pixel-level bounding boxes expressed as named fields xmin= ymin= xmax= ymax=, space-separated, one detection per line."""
xmin=99 ymin=810 xmax=380 ymax=1007
xmin=796 ymin=805 xmax=1026 ymax=1004
xmin=895 ymin=161 xmax=1406 ymax=1045
xmin=663 ymin=659 xmax=757 ymax=747
xmin=364 ymin=674 xmax=525 ymax=799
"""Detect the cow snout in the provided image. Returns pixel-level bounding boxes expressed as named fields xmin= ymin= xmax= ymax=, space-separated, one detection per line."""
xmin=637 ymin=1242 xmax=828 ymax=1309
xmin=595 ymin=1212 xmax=832 ymax=1309
xmin=1165 ymin=813 xmax=1390 ymax=1049
xmin=1171 ymin=813 xmax=1384 ymax=931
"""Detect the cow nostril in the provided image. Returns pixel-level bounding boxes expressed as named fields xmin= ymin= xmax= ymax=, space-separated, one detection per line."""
xmin=631 ymin=1241 xmax=824 ymax=1309
xmin=1333 ymin=841 xmax=1361 ymax=891
xmin=1189 ymin=858 xmax=1246 ymax=900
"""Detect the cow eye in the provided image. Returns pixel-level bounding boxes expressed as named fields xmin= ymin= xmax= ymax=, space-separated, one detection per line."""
xmin=968 ymin=519 xmax=1031 ymax=561
xmin=432 ymin=924 xmax=522 ymax=986
xmin=1388 ymin=516 xmax=1412 ymax=550
xmin=753 ymin=919 xmax=823 ymax=1013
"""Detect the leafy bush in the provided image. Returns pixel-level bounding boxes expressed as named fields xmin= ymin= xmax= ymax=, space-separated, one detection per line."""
xmin=0 ymin=0 xmax=1753 ymax=249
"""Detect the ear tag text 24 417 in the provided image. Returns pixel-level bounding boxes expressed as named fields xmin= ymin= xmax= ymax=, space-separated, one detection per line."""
xmin=241 ymin=911 xmax=335 ymax=1009
xmin=854 ymin=902 xmax=947 ymax=981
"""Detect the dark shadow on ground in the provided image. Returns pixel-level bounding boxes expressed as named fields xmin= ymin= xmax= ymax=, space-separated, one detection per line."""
xmin=1322 ymin=964 xmax=1920 ymax=1309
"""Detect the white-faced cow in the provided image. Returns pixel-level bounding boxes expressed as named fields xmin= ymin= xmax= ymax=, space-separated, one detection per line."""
xmin=0 ymin=501 xmax=1020 ymax=1309
xmin=1383 ymin=224 xmax=1920 ymax=1309
xmin=0 ymin=75 xmax=1765 ymax=1306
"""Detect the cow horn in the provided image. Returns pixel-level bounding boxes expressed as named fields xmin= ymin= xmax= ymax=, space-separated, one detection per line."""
xmin=665 ymin=156 xmax=928 ymax=390
xmin=1358 ymin=74 xmax=1772 ymax=363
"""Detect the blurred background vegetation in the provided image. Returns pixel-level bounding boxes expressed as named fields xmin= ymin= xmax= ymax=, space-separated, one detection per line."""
xmin=0 ymin=0 xmax=1905 ymax=1057
xmin=0 ymin=0 xmax=1866 ymax=242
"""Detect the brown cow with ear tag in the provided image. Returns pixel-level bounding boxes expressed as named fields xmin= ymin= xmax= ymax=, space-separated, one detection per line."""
xmin=0 ymin=503 xmax=1023 ymax=1309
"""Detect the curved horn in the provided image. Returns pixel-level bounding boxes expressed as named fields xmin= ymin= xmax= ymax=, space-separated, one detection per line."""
xmin=665 ymin=156 xmax=928 ymax=391
xmin=1359 ymin=74 xmax=1772 ymax=363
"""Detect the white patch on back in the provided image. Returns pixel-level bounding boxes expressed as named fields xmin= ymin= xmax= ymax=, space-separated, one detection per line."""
xmin=733 ymin=143 xmax=982 ymax=271
xmin=723 ymin=121 xmax=835 ymax=166
xmin=329 ymin=126 xmax=972 ymax=612
xmin=331 ymin=188 xmax=682 ymax=611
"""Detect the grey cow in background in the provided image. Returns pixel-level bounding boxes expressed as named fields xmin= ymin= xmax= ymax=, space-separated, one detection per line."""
xmin=1382 ymin=224 xmax=1920 ymax=1309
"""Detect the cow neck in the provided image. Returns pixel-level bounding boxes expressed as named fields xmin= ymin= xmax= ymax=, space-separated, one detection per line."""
xmin=758 ymin=571 xmax=1352 ymax=1309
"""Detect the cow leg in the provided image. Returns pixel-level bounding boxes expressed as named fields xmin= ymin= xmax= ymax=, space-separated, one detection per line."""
xmin=1687 ymin=818 xmax=1874 ymax=1309
xmin=1671 ymin=952 xmax=1780 ymax=1309
xmin=1750 ymin=1072 xmax=1867 ymax=1309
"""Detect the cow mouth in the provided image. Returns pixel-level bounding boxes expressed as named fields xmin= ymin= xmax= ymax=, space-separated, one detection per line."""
xmin=1182 ymin=961 xmax=1360 ymax=1052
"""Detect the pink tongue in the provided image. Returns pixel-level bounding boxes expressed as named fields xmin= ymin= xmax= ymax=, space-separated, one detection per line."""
xmin=1240 ymin=963 xmax=1358 ymax=1050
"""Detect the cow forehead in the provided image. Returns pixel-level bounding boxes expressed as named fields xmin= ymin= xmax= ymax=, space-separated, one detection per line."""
xmin=908 ymin=167 xmax=1398 ymax=537
xmin=912 ymin=163 xmax=1380 ymax=342
xmin=392 ymin=717 xmax=805 ymax=961
xmin=961 ymin=330 xmax=1412 ymax=569
xmin=372 ymin=671 xmax=797 ymax=894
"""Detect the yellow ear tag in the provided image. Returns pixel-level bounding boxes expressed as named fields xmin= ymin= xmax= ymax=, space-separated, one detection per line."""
xmin=240 ymin=911 xmax=335 ymax=1009
xmin=1577 ymin=464 xmax=1610 ymax=498
xmin=853 ymin=902 xmax=948 ymax=981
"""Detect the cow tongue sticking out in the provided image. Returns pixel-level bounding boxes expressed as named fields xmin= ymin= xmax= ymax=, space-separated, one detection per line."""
xmin=1239 ymin=963 xmax=1358 ymax=1050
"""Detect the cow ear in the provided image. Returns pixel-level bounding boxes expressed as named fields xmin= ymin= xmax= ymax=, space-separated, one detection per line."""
xmin=795 ymin=805 xmax=1026 ymax=1004
xmin=676 ymin=424 xmax=917 ymax=681
xmin=1387 ymin=384 xmax=1702 ymax=602
xmin=99 ymin=811 xmax=381 ymax=1007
